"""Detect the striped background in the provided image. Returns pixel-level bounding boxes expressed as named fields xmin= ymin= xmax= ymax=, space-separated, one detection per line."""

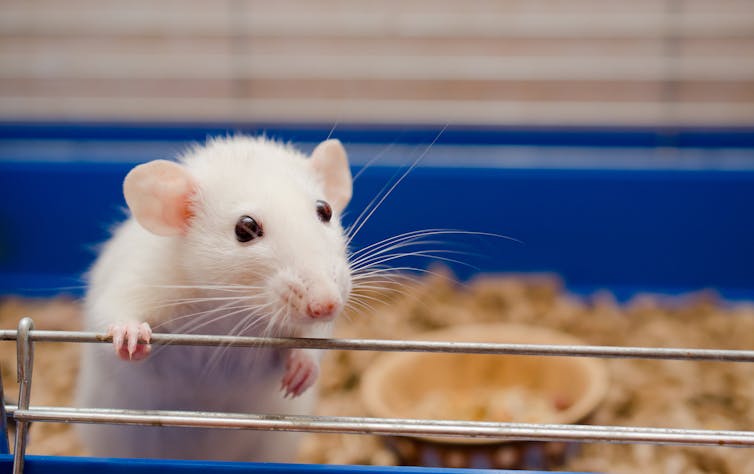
xmin=1 ymin=0 xmax=753 ymax=125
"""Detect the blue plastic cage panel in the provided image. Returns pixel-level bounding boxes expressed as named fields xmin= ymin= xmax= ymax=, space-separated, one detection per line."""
xmin=1 ymin=123 xmax=754 ymax=474
xmin=1 ymin=456 xmax=583 ymax=474
xmin=1 ymin=123 xmax=753 ymax=298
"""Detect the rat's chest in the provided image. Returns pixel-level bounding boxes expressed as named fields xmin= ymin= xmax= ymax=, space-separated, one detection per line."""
xmin=144 ymin=343 xmax=283 ymax=381
xmin=151 ymin=304 xmax=285 ymax=373
xmin=122 ymin=345 xmax=285 ymax=412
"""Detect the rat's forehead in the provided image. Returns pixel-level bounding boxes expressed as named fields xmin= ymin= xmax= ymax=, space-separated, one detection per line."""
xmin=185 ymin=137 xmax=319 ymax=190
xmin=194 ymin=152 xmax=310 ymax=186
xmin=184 ymin=144 xmax=324 ymax=216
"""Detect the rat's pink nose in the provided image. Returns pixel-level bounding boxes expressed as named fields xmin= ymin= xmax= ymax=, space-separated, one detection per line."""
xmin=306 ymin=299 xmax=340 ymax=320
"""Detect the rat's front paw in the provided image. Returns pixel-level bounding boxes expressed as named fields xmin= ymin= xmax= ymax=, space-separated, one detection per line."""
xmin=108 ymin=321 xmax=152 ymax=361
xmin=281 ymin=350 xmax=319 ymax=398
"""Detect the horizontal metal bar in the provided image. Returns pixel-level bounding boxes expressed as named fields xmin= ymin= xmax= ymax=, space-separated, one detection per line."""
xmin=5 ymin=405 xmax=754 ymax=448
xmin=2 ymin=404 xmax=745 ymax=437
xmin=1 ymin=329 xmax=754 ymax=363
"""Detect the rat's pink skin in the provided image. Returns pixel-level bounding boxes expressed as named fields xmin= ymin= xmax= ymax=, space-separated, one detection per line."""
xmin=281 ymin=349 xmax=320 ymax=398
xmin=108 ymin=321 xmax=152 ymax=361
xmin=306 ymin=298 xmax=340 ymax=320
xmin=123 ymin=160 xmax=196 ymax=237
xmin=76 ymin=136 xmax=353 ymax=462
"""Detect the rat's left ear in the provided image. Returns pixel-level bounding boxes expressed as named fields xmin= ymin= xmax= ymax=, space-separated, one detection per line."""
xmin=310 ymin=139 xmax=352 ymax=213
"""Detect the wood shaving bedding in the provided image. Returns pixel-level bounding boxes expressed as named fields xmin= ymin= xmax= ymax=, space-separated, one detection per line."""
xmin=1 ymin=270 xmax=753 ymax=473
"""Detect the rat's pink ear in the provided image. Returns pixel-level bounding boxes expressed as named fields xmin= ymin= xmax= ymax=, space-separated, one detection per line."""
xmin=310 ymin=139 xmax=352 ymax=213
xmin=123 ymin=160 xmax=196 ymax=236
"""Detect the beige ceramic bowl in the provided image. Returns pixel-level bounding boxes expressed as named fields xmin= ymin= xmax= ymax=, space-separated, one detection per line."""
xmin=360 ymin=323 xmax=609 ymax=469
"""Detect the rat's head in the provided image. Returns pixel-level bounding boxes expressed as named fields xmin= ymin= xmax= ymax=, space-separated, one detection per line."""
xmin=123 ymin=136 xmax=352 ymax=332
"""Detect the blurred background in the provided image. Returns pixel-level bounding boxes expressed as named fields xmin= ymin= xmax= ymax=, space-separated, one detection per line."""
xmin=2 ymin=2 xmax=754 ymax=473
xmin=1 ymin=0 xmax=753 ymax=126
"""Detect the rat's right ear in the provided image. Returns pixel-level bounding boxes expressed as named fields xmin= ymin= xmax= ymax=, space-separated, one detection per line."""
xmin=123 ymin=160 xmax=196 ymax=236
xmin=310 ymin=139 xmax=352 ymax=213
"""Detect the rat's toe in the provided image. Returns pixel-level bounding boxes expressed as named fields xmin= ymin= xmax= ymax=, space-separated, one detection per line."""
xmin=108 ymin=322 xmax=152 ymax=361
xmin=282 ymin=350 xmax=319 ymax=398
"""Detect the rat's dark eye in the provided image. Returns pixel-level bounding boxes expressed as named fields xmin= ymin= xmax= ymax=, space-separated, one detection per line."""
xmin=316 ymin=200 xmax=332 ymax=223
xmin=235 ymin=215 xmax=263 ymax=242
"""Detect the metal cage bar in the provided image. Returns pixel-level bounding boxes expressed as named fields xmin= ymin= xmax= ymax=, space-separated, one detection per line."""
xmin=12 ymin=318 xmax=33 ymax=474
xmin=0 ymin=363 xmax=8 ymax=455
xmin=2 ymin=316 xmax=754 ymax=474
xmin=4 ymin=405 xmax=754 ymax=448
xmin=1 ymin=329 xmax=753 ymax=363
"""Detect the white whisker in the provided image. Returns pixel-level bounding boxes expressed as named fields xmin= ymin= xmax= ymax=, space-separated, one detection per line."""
xmin=351 ymin=141 xmax=397 ymax=183
xmin=350 ymin=248 xmax=475 ymax=272
xmin=150 ymin=283 xmax=264 ymax=292
xmin=347 ymin=125 xmax=448 ymax=245
xmin=148 ymin=294 xmax=267 ymax=312
xmin=360 ymin=253 xmax=477 ymax=274
xmin=152 ymin=302 xmax=252 ymax=331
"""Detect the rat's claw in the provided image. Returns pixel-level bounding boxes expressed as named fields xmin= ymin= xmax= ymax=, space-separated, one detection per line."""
xmin=108 ymin=321 xmax=152 ymax=361
xmin=281 ymin=350 xmax=319 ymax=398
xmin=127 ymin=322 xmax=152 ymax=358
xmin=111 ymin=328 xmax=125 ymax=354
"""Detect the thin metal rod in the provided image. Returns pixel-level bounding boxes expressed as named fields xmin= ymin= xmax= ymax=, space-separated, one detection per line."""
xmin=1 ymin=329 xmax=754 ymax=363
xmin=12 ymin=318 xmax=34 ymax=474
xmin=1 ymin=324 xmax=753 ymax=452
xmin=7 ymin=405 xmax=754 ymax=448
xmin=4 ymin=403 xmax=749 ymax=438
xmin=0 ymin=363 xmax=8 ymax=454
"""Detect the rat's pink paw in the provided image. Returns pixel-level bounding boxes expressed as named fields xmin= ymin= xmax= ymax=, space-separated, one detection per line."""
xmin=108 ymin=321 xmax=152 ymax=361
xmin=281 ymin=350 xmax=319 ymax=398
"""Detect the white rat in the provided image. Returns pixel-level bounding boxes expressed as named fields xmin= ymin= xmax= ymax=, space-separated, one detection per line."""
xmin=76 ymin=136 xmax=353 ymax=462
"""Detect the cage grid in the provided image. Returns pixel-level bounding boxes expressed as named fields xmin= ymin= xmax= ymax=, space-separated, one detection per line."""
xmin=2 ymin=316 xmax=754 ymax=474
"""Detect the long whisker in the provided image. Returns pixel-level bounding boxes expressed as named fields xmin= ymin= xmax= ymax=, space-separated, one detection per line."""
xmin=344 ymin=298 xmax=379 ymax=318
xmin=351 ymin=141 xmax=398 ymax=183
xmin=228 ymin=303 xmax=275 ymax=338
xmin=237 ymin=305 xmax=276 ymax=337
xmin=147 ymin=294 xmax=268 ymax=312
xmin=350 ymin=229 xmax=521 ymax=263
xmin=149 ymin=284 xmax=265 ymax=292
xmin=351 ymin=265 xmax=466 ymax=288
xmin=151 ymin=302 xmax=253 ymax=331
xmin=160 ymin=294 xmax=267 ymax=304
xmin=351 ymin=250 xmax=480 ymax=274
xmin=201 ymin=305 xmax=275 ymax=377
xmin=351 ymin=267 xmax=429 ymax=280
xmin=350 ymin=245 xmax=476 ymax=271
xmin=346 ymin=125 xmax=448 ymax=245
xmin=325 ymin=121 xmax=339 ymax=140
xmin=351 ymin=281 xmax=421 ymax=296
xmin=349 ymin=228 xmax=459 ymax=259
xmin=178 ymin=304 xmax=261 ymax=337
xmin=348 ymin=291 xmax=394 ymax=307
xmin=349 ymin=239 xmax=451 ymax=268
xmin=148 ymin=300 xmax=260 ymax=358
xmin=344 ymin=164 xmax=407 ymax=242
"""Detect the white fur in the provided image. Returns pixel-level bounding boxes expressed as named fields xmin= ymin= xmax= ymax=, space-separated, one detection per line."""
xmin=76 ymin=136 xmax=352 ymax=461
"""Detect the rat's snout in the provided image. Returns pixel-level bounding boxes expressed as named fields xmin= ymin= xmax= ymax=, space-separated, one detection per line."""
xmin=306 ymin=297 xmax=341 ymax=321
xmin=302 ymin=281 xmax=343 ymax=322
xmin=269 ymin=269 xmax=345 ymax=325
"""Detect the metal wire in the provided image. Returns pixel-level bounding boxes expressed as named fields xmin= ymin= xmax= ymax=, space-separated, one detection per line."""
xmin=1 ymin=329 xmax=753 ymax=362
xmin=12 ymin=318 xmax=33 ymax=474
xmin=4 ymin=405 xmax=754 ymax=448
xmin=0 ymin=367 xmax=8 ymax=454
xmin=2 ymin=316 xmax=754 ymax=474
